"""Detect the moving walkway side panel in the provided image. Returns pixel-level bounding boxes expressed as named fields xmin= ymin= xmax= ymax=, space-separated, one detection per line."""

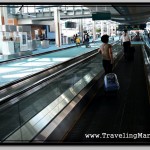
xmin=39 ymin=70 xmax=105 ymax=143
xmin=32 ymin=48 xmax=123 ymax=143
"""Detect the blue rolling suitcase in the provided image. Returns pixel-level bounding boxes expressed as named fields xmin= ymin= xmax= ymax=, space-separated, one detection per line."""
xmin=104 ymin=73 xmax=120 ymax=92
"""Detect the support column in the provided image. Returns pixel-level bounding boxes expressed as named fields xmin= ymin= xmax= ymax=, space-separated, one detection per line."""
xmin=79 ymin=19 xmax=83 ymax=42
xmin=92 ymin=20 xmax=96 ymax=41
xmin=3 ymin=7 xmax=8 ymax=25
xmin=114 ymin=24 xmax=117 ymax=36
xmin=0 ymin=7 xmax=3 ymax=25
xmin=0 ymin=7 xmax=4 ymax=53
xmin=101 ymin=21 xmax=104 ymax=36
xmin=110 ymin=23 xmax=113 ymax=36
xmin=54 ymin=7 xmax=61 ymax=47
xmin=0 ymin=6 xmax=9 ymax=54
xmin=107 ymin=22 xmax=110 ymax=36
xmin=0 ymin=6 xmax=8 ymax=25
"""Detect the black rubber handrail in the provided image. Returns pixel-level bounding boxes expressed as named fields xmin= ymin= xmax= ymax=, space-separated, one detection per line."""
xmin=0 ymin=40 xmax=119 ymax=93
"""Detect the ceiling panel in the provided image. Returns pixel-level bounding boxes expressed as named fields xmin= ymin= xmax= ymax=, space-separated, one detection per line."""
xmin=86 ymin=4 xmax=150 ymax=24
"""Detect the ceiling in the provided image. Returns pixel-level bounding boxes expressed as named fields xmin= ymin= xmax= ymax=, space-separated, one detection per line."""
xmin=86 ymin=4 xmax=150 ymax=25
xmin=13 ymin=4 xmax=150 ymax=25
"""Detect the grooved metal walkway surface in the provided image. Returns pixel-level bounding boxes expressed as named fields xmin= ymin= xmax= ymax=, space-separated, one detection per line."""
xmin=63 ymin=45 xmax=150 ymax=144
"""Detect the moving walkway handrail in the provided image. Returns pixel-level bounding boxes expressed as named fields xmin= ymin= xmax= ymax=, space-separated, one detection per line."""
xmin=0 ymin=40 xmax=120 ymax=104
xmin=0 ymin=52 xmax=98 ymax=109
xmin=144 ymin=45 xmax=150 ymax=64
xmin=0 ymin=48 xmax=98 ymax=100
xmin=142 ymin=43 xmax=150 ymax=103
xmin=0 ymin=41 xmax=120 ymax=109
xmin=143 ymin=37 xmax=150 ymax=63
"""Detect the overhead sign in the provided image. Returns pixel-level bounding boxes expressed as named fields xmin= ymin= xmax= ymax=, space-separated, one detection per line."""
xmin=118 ymin=24 xmax=146 ymax=31
xmin=65 ymin=22 xmax=76 ymax=28
xmin=92 ymin=12 xmax=111 ymax=20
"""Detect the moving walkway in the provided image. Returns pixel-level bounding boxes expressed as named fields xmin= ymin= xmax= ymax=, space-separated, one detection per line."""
xmin=62 ymin=43 xmax=150 ymax=144
xmin=0 ymin=41 xmax=122 ymax=143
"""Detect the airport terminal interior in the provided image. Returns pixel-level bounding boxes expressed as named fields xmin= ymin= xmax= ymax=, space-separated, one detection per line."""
xmin=1 ymin=3 xmax=150 ymax=144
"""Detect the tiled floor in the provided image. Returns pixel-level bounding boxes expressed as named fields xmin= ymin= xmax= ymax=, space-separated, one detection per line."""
xmin=0 ymin=37 xmax=120 ymax=87
xmin=0 ymin=42 xmax=99 ymax=86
